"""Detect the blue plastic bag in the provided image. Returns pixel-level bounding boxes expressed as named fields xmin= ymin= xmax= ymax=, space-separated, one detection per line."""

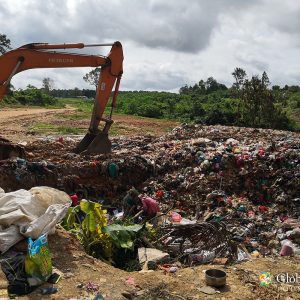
xmin=25 ymin=234 xmax=52 ymax=283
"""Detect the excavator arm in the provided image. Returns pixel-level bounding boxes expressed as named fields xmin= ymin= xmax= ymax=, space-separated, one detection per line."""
xmin=0 ymin=41 xmax=123 ymax=154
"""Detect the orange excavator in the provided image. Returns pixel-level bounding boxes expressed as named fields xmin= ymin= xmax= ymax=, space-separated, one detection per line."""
xmin=0 ymin=41 xmax=123 ymax=155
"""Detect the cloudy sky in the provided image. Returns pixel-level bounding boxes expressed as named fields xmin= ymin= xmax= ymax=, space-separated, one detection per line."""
xmin=1 ymin=0 xmax=300 ymax=92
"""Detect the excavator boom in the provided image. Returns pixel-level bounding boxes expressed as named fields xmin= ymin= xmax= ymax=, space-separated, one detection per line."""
xmin=0 ymin=41 xmax=123 ymax=155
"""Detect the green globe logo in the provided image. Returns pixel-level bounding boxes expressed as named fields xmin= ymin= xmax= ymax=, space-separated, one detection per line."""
xmin=258 ymin=272 xmax=273 ymax=286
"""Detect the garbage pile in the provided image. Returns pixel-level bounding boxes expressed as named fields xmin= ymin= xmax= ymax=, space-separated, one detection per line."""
xmin=0 ymin=124 xmax=299 ymax=261
xmin=0 ymin=123 xmax=300 ymax=298
xmin=140 ymin=124 xmax=300 ymax=260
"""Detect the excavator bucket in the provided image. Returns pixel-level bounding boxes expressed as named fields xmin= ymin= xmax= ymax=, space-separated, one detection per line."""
xmin=74 ymin=132 xmax=111 ymax=154
xmin=86 ymin=132 xmax=112 ymax=154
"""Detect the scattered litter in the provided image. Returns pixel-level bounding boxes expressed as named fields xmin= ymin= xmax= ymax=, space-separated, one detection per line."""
xmin=85 ymin=282 xmax=100 ymax=292
xmin=158 ymin=264 xmax=178 ymax=274
xmin=0 ymin=123 xmax=299 ymax=298
xmin=205 ymin=269 xmax=227 ymax=287
xmin=125 ymin=277 xmax=135 ymax=286
xmin=25 ymin=234 xmax=52 ymax=284
xmin=93 ymin=293 xmax=105 ymax=300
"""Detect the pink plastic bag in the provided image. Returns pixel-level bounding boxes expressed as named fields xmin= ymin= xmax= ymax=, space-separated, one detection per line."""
xmin=171 ymin=212 xmax=182 ymax=223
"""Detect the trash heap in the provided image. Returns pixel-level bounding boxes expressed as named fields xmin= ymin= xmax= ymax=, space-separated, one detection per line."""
xmin=0 ymin=124 xmax=299 ymax=261
xmin=139 ymin=124 xmax=300 ymax=260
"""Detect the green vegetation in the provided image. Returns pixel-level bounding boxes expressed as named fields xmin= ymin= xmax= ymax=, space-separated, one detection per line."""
xmin=2 ymin=69 xmax=300 ymax=131
xmin=0 ymin=33 xmax=11 ymax=54
xmin=3 ymin=85 xmax=61 ymax=107
xmin=57 ymin=98 xmax=94 ymax=120
xmin=0 ymin=32 xmax=299 ymax=130
xmin=30 ymin=123 xmax=82 ymax=135
xmin=62 ymin=200 xmax=113 ymax=261
xmin=112 ymin=70 xmax=299 ymax=131
xmin=62 ymin=200 xmax=145 ymax=269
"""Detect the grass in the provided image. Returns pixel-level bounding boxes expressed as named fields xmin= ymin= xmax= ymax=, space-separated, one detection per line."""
xmin=29 ymin=122 xmax=83 ymax=135
xmin=58 ymin=98 xmax=94 ymax=120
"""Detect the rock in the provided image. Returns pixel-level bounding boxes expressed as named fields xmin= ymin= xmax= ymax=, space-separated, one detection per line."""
xmin=198 ymin=286 xmax=220 ymax=295
xmin=138 ymin=248 xmax=170 ymax=265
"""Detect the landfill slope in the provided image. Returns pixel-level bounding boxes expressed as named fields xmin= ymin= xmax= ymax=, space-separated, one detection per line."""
xmin=1 ymin=124 xmax=299 ymax=208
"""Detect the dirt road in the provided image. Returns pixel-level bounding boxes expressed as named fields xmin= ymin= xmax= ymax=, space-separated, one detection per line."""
xmin=0 ymin=106 xmax=77 ymax=142
xmin=0 ymin=107 xmax=74 ymax=122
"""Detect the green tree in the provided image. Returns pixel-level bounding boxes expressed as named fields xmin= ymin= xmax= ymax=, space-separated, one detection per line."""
xmin=198 ymin=80 xmax=206 ymax=94
xmin=83 ymin=67 xmax=101 ymax=87
xmin=179 ymin=84 xmax=189 ymax=94
xmin=205 ymin=77 xmax=219 ymax=93
xmin=12 ymin=86 xmax=57 ymax=106
xmin=232 ymin=69 xmax=292 ymax=129
xmin=73 ymin=87 xmax=82 ymax=97
xmin=0 ymin=34 xmax=11 ymax=54
xmin=232 ymin=67 xmax=247 ymax=90
xmin=42 ymin=77 xmax=54 ymax=94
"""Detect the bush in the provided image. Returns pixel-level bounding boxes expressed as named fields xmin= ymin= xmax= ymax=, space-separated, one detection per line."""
xmin=5 ymin=87 xmax=58 ymax=106
xmin=137 ymin=104 xmax=163 ymax=118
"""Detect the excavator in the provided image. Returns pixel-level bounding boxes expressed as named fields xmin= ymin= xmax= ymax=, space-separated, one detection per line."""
xmin=0 ymin=41 xmax=123 ymax=158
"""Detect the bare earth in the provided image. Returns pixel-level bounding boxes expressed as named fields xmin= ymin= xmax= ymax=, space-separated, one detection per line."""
xmin=0 ymin=107 xmax=178 ymax=142
xmin=0 ymin=107 xmax=75 ymax=142
xmin=0 ymin=107 xmax=73 ymax=120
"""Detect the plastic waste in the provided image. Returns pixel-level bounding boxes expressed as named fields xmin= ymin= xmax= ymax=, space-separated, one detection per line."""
xmin=25 ymin=234 xmax=52 ymax=284
xmin=40 ymin=287 xmax=58 ymax=295
xmin=70 ymin=194 xmax=79 ymax=206
xmin=187 ymin=250 xmax=216 ymax=264
xmin=93 ymin=293 xmax=105 ymax=300
xmin=280 ymin=240 xmax=294 ymax=256
xmin=171 ymin=212 xmax=182 ymax=223
xmin=251 ymin=250 xmax=260 ymax=258
xmin=169 ymin=266 xmax=177 ymax=273
xmin=237 ymin=247 xmax=251 ymax=262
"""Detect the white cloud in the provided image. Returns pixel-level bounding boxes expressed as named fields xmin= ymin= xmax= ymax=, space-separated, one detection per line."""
xmin=1 ymin=0 xmax=300 ymax=91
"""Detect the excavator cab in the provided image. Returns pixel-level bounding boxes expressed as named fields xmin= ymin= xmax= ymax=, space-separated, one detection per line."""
xmin=0 ymin=41 xmax=123 ymax=157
